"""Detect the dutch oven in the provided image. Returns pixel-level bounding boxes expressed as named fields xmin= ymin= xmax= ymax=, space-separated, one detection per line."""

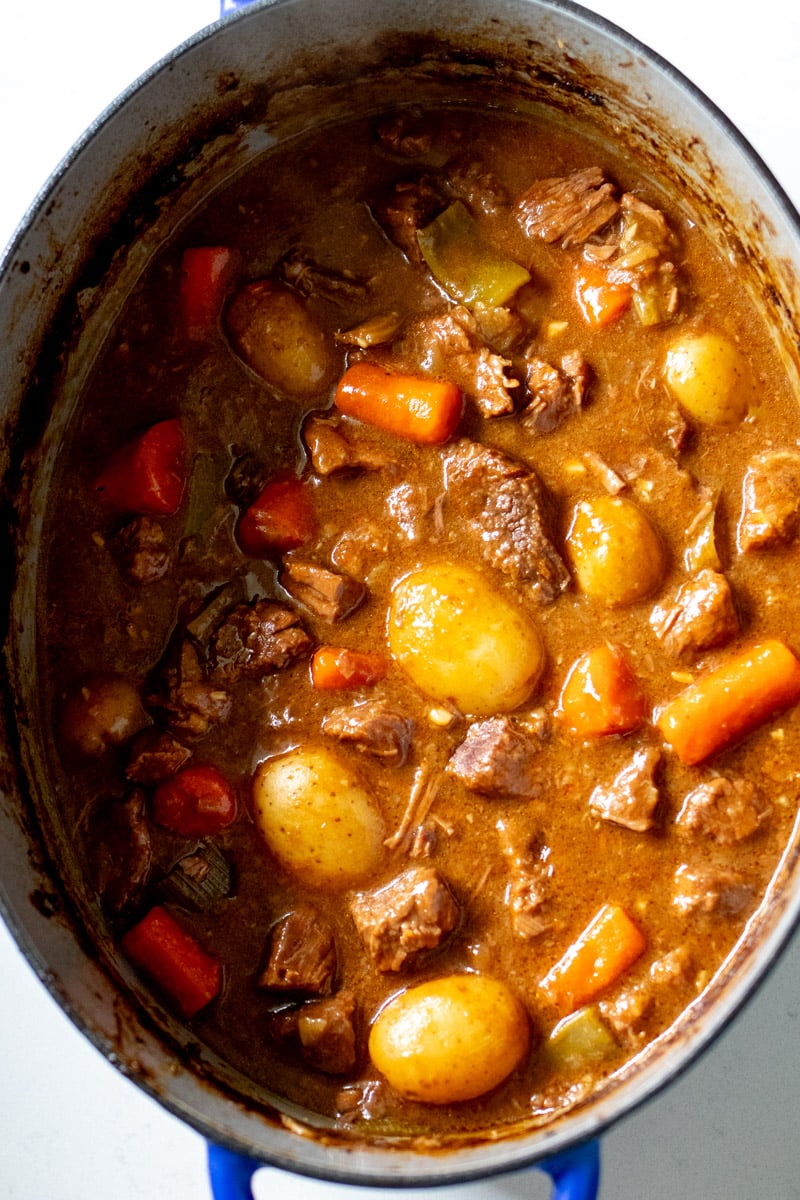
xmin=2 ymin=2 xmax=800 ymax=1198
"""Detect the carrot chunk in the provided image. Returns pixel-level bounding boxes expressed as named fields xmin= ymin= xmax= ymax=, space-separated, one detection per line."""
xmin=310 ymin=646 xmax=388 ymax=690
xmin=179 ymin=246 xmax=238 ymax=341
xmin=121 ymin=906 xmax=222 ymax=1018
xmin=575 ymin=263 xmax=632 ymax=327
xmin=656 ymin=639 xmax=800 ymax=765
xmin=237 ymin=474 xmax=316 ymax=555
xmin=556 ymin=643 xmax=645 ymax=736
xmin=94 ymin=418 xmax=186 ymax=516
xmin=540 ymin=903 xmax=646 ymax=1015
xmin=334 ymin=361 xmax=462 ymax=444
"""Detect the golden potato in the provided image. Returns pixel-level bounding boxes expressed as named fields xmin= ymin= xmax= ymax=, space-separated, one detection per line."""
xmin=225 ymin=281 xmax=335 ymax=397
xmin=664 ymin=332 xmax=748 ymax=426
xmin=252 ymin=744 xmax=385 ymax=889
xmin=566 ymin=496 xmax=665 ymax=606
xmin=387 ymin=562 xmax=543 ymax=715
xmin=369 ymin=974 xmax=530 ymax=1104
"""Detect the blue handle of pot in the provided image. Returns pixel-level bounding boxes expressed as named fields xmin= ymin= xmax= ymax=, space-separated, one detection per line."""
xmin=207 ymin=1138 xmax=600 ymax=1199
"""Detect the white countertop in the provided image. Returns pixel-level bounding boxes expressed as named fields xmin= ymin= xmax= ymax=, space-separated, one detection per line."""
xmin=3 ymin=2 xmax=800 ymax=1197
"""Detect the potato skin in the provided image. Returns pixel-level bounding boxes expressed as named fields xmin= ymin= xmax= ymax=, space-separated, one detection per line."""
xmin=664 ymin=332 xmax=748 ymax=426
xmin=369 ymin=974 xmax=530 ymax=1104
xmin=566 ymin=496 xmax=665 ymax=607
xmin=225 ymin=282 xmax=335 ymax=397
xmin=252 ymin=744 xmax=385 ymax=889
xmin=387 ymin=562 xmax=544 ymax=715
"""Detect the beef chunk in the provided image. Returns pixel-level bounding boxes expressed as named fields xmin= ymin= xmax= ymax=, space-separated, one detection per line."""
xmin=444 ymin=440 xmax=570 ymax=603
xmin=737 ymin=448 xmax=800 ymax=552
xmin=90 ymin=791 xmax=152 ymax=912
xmin=521 ymin=352 xmax=591 ymax=432
xmin=516 ymin=166 xmax=620 ymax=247
xmin=445 ymin=152 xmax=508 ymax=215
xmin=372 ymin=176 xmax=445 ymax=262
xmin=125 ymin=727 xmax=192 ymax=785
xmin=650 ymin=569 xmax=739 ymax=660
xmin=272 ymin=991 xmax=357 ymax=1075
xmin=149 ymin=640 xmax=231 ymax=739
xmin=330 ymin=520 xmax=389 ymax=580
xmin=279 ymin=558 xmax=366 ymax=623
xmin=303 ymin=415 xmax=395 ymax=476
xmin=259 ymin=905 xmax=337 ymax=995
xmin=672 ymin=864 xmax=752 ymax=916
xmin=115 ymin=516 xmax=170 ymax=584
xmin=321 ymin=699 xmax=413 ymax=765
xmin=589 ymin=747 xmax=661 ymax=832
xmin=446 ymin=716 xmax=542 ymax=797
xmin=210 ymin=600 xmax=313 ymax=682
xmin=497 ymin=819 xmax=551 ymax=939
xmin=675 ymin=777 xmax=769 ymax=844
xmin=350 ymin=867 xmax=459 ymax=971
xmin=397 ymin=306 xmax=518 ymax=417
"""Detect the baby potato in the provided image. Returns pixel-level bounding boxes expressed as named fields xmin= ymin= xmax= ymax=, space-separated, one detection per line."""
xmin=59 ymin=674 xmax=148 ymax=757
xmin=369 ymin=974 xmax=530 ymax=1104
xmin=664 ymin=331 xmax=748 ymax=426
xmin=252 ymin=744 xmax=385 ymax=889
xmin=387 ymin=562 xmax=543 ymax=715
xmin=566 ymin=496 xmax=665 ymax=607
xmin=225 ymin=281 xmax=335 ymax=397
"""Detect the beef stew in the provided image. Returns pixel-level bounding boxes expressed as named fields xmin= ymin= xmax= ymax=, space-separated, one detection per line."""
xmin=40 ymin=99 xmax=800 ymax=1140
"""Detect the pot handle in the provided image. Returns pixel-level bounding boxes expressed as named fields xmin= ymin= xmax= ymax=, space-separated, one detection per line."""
xmin=206 ymin=1139 xmax=600 ymax=1199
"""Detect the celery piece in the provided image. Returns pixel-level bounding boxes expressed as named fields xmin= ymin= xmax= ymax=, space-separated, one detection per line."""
xmin=545 ymin=1006 xmax=617 ymax=1070
xmin=417 ymin=201 xmax=531 ymax=308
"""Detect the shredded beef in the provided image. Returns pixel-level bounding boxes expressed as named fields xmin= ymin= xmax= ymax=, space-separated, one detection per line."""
xmin=321 ymin=699 xmax=413 ymax=765
xmin=90 ymin=791 xmax=152 ymax=912
xmin=278 ymin=249 xmax=370 ymax=304
xmin=444 ymin=440 xmax=570 ymax=603
xmin=675 ymin=777 xmax=769 ymax=844
xmin=737 ymin=448 xmax=800 ymax=552
xmin=259 ymin=905 xmax=337 ymax=995
xmin=446 ymin=716 xmax=542 ymax=797
xmin=210 ymin=600 xmax=313 ymax=681
xmin=589 ymin=747 xmax=662 ymax=832
xmin=497 ymin=819 xmax=552 ymax=939
xmin=650 ymin=569 xmax=739 ymax=660
xmin=279 ymin=558 xmax=366 ymax=623
xmin=516 ymin=166 xmax=620 ymax=247
xmin=125 ymin=727 xmax=192 ymax=785
xmin=115 ymin=516 xmax=170 ymax=584
xmin=350 ymin=866 xmax=459 ymax=971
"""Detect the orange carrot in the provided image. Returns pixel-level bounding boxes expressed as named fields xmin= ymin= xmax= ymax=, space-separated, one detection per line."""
xmin=556 ymin=643 xmax=645 ymax=737
xmin=656 ymin=639 xmax=800 ymax=765
xmin=311 ymin=646 xmax=388 ymax=690
xmin=334 ymin=361 xmax=463 ymax=444
xmin=237 ymin=474 xmax=316 ymax=556
xmin=121 ymin=906 xmax=222 ymax=1018
xmin=540 ymin=903 xmax=646 ymax=1015
xmin=575 ymin=263 xmax=632 ymax=327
